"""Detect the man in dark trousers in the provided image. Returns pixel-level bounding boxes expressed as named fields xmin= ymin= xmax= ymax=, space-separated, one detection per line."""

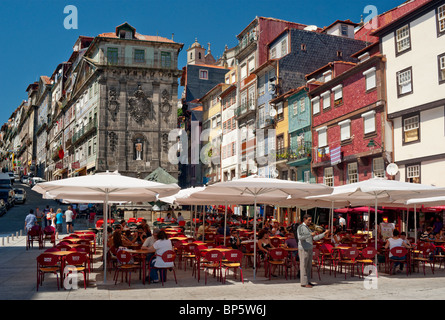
xmin=297 ymin=214 xmax=329 ymax=288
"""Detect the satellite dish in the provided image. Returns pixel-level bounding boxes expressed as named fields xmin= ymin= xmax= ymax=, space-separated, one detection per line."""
xmin=251 ymin=166 xmax=258 ymax=174
xmin=270 ymin=109 xmax=277 ymax=117
xmin=386 ymin=163 xmax=399 ymax=176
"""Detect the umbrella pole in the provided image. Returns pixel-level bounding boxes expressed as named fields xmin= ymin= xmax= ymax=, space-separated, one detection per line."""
xmin=253 ymin=196 xmax=257 ymax=280
xmin=202 ymin=206 xmax=205 ymax=243
xmin=414 ymin=204 xmax=417 ymax=243
xmin=374 ymin=195 xmax=378 ymax=270
xmin=331 ymin=201 xmax=334 ymax=242
xmin=367 ymin=207 xmax=370 ymax=233
xmin=103 ymin=190 xmax=109 ymax=284
xmin=224 ymin=201 xmax=228 ymax=246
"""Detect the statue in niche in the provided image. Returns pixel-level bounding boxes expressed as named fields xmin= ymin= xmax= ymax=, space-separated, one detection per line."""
xmin=160 ymin=89 xmax=172 ymax=122
xmin=108 ymin=131 xmax=118 ymax=152
xmin=133 ymin=138 xmax=145 ymax=161
xmin=108 ymin=88 xmax=119 ymax=121
xmin=128 ymin=85 xmax=155 ymax=124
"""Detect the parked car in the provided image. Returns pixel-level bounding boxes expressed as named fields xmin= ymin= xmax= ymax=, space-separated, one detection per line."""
xmin=29 ymin=177 xmax=46 ymax=187
xmin=0 ymin=199 xmax=6 ymax=217
xmin=0 ymin=188 xmax=15 ymax=209
xmin=14 ymin=174 xmax=20 ymax=182
xmin=0 ymin=173 xmax=12 ymax=187
xmin=13 ymin=188 xmax=26 ymax=204
xmin=20 ymin=175 xmax=29 ymax=184
xmin=6 ymin=172 xmax=14 ymax=184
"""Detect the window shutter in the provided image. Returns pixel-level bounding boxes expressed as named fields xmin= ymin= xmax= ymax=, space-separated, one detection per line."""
xmin=339 ymin=119 xmax=351 ymax=141
xmin=362 ymin=111 xmax=376 ymax=134
xmin=312 ymin=97 xmax=320 ymax=114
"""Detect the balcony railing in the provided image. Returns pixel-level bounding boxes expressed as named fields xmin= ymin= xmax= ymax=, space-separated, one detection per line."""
xmin=277 ymin=143 xmax=312 ymax=162
xmin=102 ymin=57 xmax=177 ymax=70
xmin=72 ymin=119 xmax=97 ymax=145
xmin=235 ymin=101 xmax=256 ymax=118
xmin=235 ymin=33 xmax=257 ymax=57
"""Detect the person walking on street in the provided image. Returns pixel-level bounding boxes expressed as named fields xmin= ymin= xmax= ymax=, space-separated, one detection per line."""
xmin=35 ymin=207 xmax=44 ymax=228
xmin=24 ymin=209 xmax=37 ymax=232
xmin=297 ymin=214 xmax=330 ymax=288
xmin=55 ymin=208 xmax=64 ymax=240
xmin=65 ymin=206 xmax=75 ymax=234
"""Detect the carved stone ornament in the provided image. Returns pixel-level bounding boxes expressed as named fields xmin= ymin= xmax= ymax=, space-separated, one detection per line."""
xmin=108 ymin=131 xmax=118 ymax=152
xmin=160 ymin=89 xmax=172 ymax=122
xmin=128 ymin=85 xmax=155 ymax=124
xmin=108 ymin=88 xmax=120 ymax=121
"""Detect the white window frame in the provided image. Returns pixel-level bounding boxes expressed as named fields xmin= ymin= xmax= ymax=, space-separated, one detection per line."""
xmin=438 ymin=4 xmax=445 ymax=33
xmin=403 ymin=114 xmax=420 ymax=143
xmin=332 ymin=84 xmax=343 ymax=105
xmin=322 ymin=91 xmax=331 ymax=109
xmin=312 ymin=96 xmax=320 ymax=115
xmin=281 ymin=39 xmax=287 ymax=56
xmin=324 ymin=167 xmax=334 ymax=187
xmin=199 ymin=69 xmax=209 ymax=80
xmin=347 ymin=162 xmax=359 ymax=184
xmin=300 ymin=97 xmax=306 ymax=113
xmin=363 ymin=67 xmax=377 ymax=91
xmin=407 ymin=164 xmax=420 ymax=180
xmin=362 ymin=110 xmax=376 ymax=135
xmin=439 ymin=54 xmax=445 ymax=82
xmin=396 ymin=25 xmax=411 ymax=53
xmin=338 ymin=119 xmax=351 ymax=141
xmin=316 ymin=126 xmax=327 ymax=147
xmin=292 ymin=100 xmax=298 ymax=116
xmin=373 ymin=157 xmax=385 ymax=178
xmin=397 ymin=68 xmax=412 ymax=96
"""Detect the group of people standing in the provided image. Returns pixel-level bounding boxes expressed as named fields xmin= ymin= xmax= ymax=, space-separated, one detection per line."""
xmin=24 ymin=205 xmax=76 ymax=240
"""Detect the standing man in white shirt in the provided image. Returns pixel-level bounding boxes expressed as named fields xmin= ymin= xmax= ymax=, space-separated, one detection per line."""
xmin=64 ymin=206 xmax=75 ymax=234
xmin=339 ymin=214 xmax=346 ymax=231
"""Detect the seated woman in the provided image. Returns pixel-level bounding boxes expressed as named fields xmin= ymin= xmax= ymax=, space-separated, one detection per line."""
xmin=385 ymin=229 xmax=411 ymax=274
xmin=257 ymin=229 xmax=278 ymax=276
xmin=145 ymin=230 xmax=174 ymax=283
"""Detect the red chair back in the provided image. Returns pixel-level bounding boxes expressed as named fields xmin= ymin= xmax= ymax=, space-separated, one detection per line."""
xmin=178 ymin=221 xmax=186 ymax=227
xmin=184 ymin=242 xmax=198 ymax=253
xmin=245 ymin=242 xmax=255 ymax=252
xmin=320 ymin=243 xmax=334 ymax=254
xmin=56 ymin=244 xmax=73 ymax=251
xmin=361 ymin=247 xmax=377 ymax=259
xmin=161 ymin=250 xmax=176 ymax=263
xmin=43 ymin=226 xmax=55 ymax=235
xmin=270 ymin=238 xmax=282 ymax=247
xmin=65 ymin=252 xmax=87 ymax=266
xmin=344 ymin=248 xmax=360 ymax=260
xmin=205 ymin=250 xmax=223 ymax=262
xmin=74 ymin=245 xmax=90 ymax=254
xmin=116 ymin=251 xmax=133 ymax=264
xmin=224 ymin=250 xmax=243 ymax=262
xmin=390 ymin=247 xmax=407 ymax=258
xmin=269 ymin=248 xmax=286 ymax=261
xmin=37 ymin=253 xmax=60 ymax=266
xmin=44 ymin=247 xmax=61 ymax=253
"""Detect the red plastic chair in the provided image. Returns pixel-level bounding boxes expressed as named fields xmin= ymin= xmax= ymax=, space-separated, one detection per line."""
xmin=114 ymin=251 xmax=137 ymax=286
xmin=178 ymin=220 xmax=186 ymax=227
xmin=338 ymin=248 xmax=360 ymax=279
xmin=42 ymin=226 xmax=56 ymax=248
xmin=27 ymin=226 xmax=43 ymax=250
xmin=270 ymin=237 xmax=282 ymax=248
xmin=266 ymin=248 xmax=288 ymax=280
xmin=182 ymin=242 xmax=199 ymax=271
xmin=64 ymin=252 xmax=89 ymax=289
xmin=36 ymin=253 xmax=61 ymax=291
xmin=222 ymin=250 xmax=244 ymax=284
xmin=412 ymin=246 xmax=434 ymax=276
xmin=56 ymin=244 xmax=75 ymax=252
xmin=201 ymin=250 xmax=223 ymax=285
xmin=389 ymin=247 xmax=410 ymax=276
xmin=243 ymin=242 xmax=255 ymax=268
xmin=320 ymin=243 xmax=337 ymax=276
xmin=147 ymin=250 xmax=177 ymax=286
xmin=73 ymin=245 xmax=93 ymax=271
xmin=356 ymin=247 xmax=378 ymax=278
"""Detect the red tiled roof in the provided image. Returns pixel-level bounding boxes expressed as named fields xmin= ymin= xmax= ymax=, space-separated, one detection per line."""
xmin=355 ymin=0 xmax=432 ymax=43
xmin=97 ymin=32 xmax=176 ymax=43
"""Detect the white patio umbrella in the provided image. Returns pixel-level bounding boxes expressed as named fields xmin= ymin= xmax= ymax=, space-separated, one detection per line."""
xmin=32 ymin=170 xmax=180 ymax=283
xmin=189 ymin=175 xmax=333 ymax=279
xmin=309 ymin=178 xmax=445 ymax=268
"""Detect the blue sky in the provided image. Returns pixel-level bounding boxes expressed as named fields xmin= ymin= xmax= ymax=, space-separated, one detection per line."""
xmin=0 ymin=0 xmax=401 ymax=125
